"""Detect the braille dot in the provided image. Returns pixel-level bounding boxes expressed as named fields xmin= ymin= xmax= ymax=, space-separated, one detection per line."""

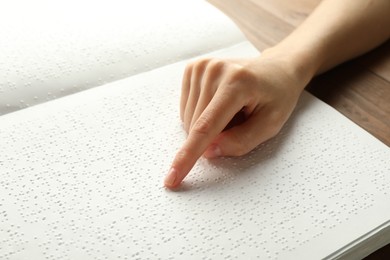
xmin=0 ymin=2 xmax=389 ymax=260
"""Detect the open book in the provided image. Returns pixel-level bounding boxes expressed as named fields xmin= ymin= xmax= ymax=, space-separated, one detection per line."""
xmin=0 ymin=1 xmax=389 ymax=259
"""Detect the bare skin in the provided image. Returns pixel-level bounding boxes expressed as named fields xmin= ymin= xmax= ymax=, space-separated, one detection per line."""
xmin=164 ymin=0 xmax=390 ymax=189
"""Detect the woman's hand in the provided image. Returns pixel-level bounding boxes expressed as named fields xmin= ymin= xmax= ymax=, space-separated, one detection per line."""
xmin=164 ymin=0 xmax=390 ymax=189
xmin=164 ymin=53 xmax=311 ymax=189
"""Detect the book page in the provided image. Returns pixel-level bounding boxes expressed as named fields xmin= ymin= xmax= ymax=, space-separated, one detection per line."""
xmin=0 ymin=0 xmax=244 ymax=115
xmin=0 ymin=42 xmax=389 ymax=259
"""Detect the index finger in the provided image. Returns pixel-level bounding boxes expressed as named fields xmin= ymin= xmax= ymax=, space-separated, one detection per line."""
xmin=164 ymin=86 xmax=245 ymax=189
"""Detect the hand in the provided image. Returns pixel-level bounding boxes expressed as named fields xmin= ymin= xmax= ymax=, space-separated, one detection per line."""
xmin=164 ymin=54 xmax=309 ymax=189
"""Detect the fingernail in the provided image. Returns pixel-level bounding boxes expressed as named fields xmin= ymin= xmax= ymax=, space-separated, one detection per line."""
xmin=164 ymin=168 xmax=177 ymax=187
xmin=204 ymin=145 xmax=222 ymax=159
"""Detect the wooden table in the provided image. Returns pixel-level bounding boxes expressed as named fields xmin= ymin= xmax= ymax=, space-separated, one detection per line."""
xmin=208 ymin=0 xmax=390 ymax=258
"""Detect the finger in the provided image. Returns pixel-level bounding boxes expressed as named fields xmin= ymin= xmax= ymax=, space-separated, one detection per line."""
xmin=204 ymin=108 xmax=283 ymax=158
xmin=183 ymin=60 xmax=208 ymax=132
xmin=164 ymin=87 xmax=246 ymax=189
xmin=180 ymin=64 xmax=193 ymax=122
xmin=189 ymin=61 xmax=223 ymax=130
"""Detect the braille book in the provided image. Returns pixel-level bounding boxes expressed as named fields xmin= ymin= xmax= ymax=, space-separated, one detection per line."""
xmin=0 ymin=1 xmax=389 ymax=259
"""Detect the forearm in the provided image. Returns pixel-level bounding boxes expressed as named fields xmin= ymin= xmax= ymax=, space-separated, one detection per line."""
xmin=263 ymin=0 xmax=390 ymax=87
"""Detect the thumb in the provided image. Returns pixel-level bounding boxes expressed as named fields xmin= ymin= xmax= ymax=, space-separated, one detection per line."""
xmin=203 ymin=110 xmax=281 ymax=158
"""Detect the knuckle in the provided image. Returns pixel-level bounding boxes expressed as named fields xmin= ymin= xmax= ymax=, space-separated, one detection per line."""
xmin=185 ymin=61 xmax=195 ymax=73
xmin=198 ymin=57 xmax=212 ymax=63
xmin=200 ymin=60 xmax=224 ymax=91
xmin=193 ymin=58 xmax=211 ymax=72
xmin=207 ymin=59 xmax=224 ymax=71
xmin=224 ymin=66 xmax=257 ymax=93
xmin=186 ymin=58 xmax=209 ymax=74
xmin=229 ymin=65 xmax=253 ymax=82
xmin=191 ymin=116 xmax=212 ymax=136
xmin=174 ymin=148 xmax=192 ymax=162
xmin=172 ymin=147 xmax=194 ymax=169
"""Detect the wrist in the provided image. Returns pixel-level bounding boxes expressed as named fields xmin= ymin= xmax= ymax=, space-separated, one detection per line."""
xmin=261 ymin=44 xmax=320 ymax=91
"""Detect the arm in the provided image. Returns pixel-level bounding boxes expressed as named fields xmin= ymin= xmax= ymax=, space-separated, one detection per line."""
xmin=164 ymin=0 xmax=390 ymax=189
xmin=265 ymin=0 xmax=390 ymax=77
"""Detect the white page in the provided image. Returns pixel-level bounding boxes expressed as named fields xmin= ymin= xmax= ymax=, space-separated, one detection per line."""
xmin=0 ymin=42 xmax=389 ymax=259
xmin=0 ymin=0 xmax=244 ymax=114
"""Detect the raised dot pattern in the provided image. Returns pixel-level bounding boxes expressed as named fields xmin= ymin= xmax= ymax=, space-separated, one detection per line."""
xmin=0 ymin=0 xmax=244 ymax=115
xmin=0 ymin=43 xmax=389 ymax=260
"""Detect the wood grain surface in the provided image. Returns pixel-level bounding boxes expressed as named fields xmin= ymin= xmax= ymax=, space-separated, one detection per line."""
xmin=208 ymin=0 xmax=390 ymax=258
